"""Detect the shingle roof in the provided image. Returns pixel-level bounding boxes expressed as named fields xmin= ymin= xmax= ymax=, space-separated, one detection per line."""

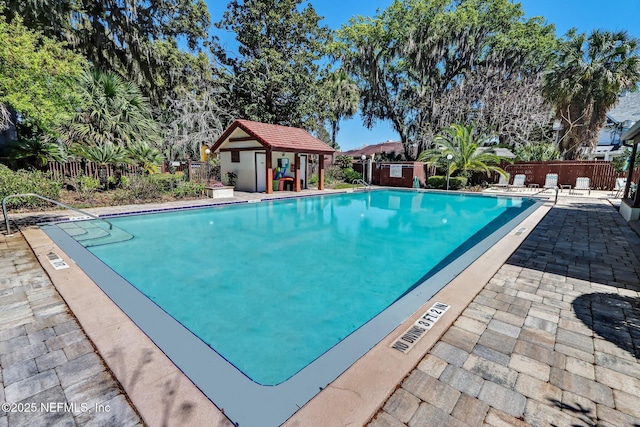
xmin=342 ymin=141 xmax=404 ymax=157
xmin=212 ymin=119 xmax=335 ymax=155
xmin=607 ymin=92 xmax=640 ymax=124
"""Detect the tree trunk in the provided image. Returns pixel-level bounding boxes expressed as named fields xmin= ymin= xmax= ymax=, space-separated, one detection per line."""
xmin=98 ymin=166 xmax=108 ymax=191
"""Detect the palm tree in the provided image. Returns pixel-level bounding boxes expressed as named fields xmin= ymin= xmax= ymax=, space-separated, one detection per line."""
xmin=127 ymin=142 xmax=163 ymax=174
xmin=417 ymin=124 xmax=508 ymax=179
xmin=324 ymin=69 xmax=359 ymax=148
xmin=60 ymin=69 xmax=160 ymax=148
xmin=72 ymin=143 xmax=128 ymax=190
xmin=5 ymin=139 xmax=67 ymax=168
xmin=544 ymin=29 xmax=640 ymax=159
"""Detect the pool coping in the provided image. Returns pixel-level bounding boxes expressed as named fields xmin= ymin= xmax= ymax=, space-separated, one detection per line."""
xmin=20 ymin=191 xmax=553 ymax=427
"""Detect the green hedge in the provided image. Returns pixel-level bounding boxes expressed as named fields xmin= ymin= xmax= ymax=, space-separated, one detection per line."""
xmin=148 ymin=173 xmax=185 ymax=191
xmin=427 ymin=175 xmax=467 ymax=190
xmin=343 ymin=168 xmax=362 ymax=183
xmin=172 ymin=181 xmax=204 ymax=198
xmin=0 ymin=165 xmax=61 ymax=208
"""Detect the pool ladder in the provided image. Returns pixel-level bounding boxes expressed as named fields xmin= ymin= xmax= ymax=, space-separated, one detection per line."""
xmin=2 ymin=193 xmax=113 ymax=236
xmin=352 ymin=179 xmax=371 ymax=191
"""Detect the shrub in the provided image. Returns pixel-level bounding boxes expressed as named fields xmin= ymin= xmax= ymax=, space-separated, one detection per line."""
xmin=334 ymin=154 xmax=353 ymax=169
xmin=0 ymin=165 xmax=61 ymax=209
xmin=452 ymin=177 xmax=468 ymax=189
xmin=427 ymin=175 xmax=467 ymax=190
xmin=225 ymin=171 xmax=238 ymax=186
xmin=342 ymin=168 xmax=362 ymax=183
xmin=112 ymin=175 xmax=163 ymax=203
xmin=111 ymin=174 xmax=205 ymax=203
xmin=308 ymin=173 xmax=319 ymax=186
xmin=172 ymin=181 xmax=204 ymax=198
xmin=325 ymin=165 xmax=344 ymax=183
xmin=148 ymin=173 xmax=185 ymax=191
xmin=75 ymin=175 xmax=101 ymax=200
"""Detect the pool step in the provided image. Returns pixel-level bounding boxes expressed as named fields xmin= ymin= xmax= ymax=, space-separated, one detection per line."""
xmin=57 ymin=222 xmax=109 ymax=240
xmin=57 ymin=220 xmax=133 ymax=247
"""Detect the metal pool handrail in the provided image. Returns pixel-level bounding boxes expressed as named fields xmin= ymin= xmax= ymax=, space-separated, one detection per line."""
xmin=2 ymin=193 xmax=113 ymax=236
xmin=352 ymin=178 xmax=371 ymax=190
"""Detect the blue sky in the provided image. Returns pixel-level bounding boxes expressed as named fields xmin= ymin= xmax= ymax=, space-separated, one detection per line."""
xmin=206 ymin=0 xmax=640 ymax=150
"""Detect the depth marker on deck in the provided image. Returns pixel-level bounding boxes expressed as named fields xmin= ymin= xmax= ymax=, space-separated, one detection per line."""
xmin=46 ymin=252 xmax=69 ymax=270
xmin=391 ymin=302 xmax=450 ymax=354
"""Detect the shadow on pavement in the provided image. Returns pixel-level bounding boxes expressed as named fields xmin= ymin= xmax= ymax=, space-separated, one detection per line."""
xmin=572 ymin=293 xmax=640 ymax=358
xmin=547 ymin=398 xmax=597 ymax=427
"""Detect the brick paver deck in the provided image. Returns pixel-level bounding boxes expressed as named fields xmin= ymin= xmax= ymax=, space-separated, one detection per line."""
xmin=370 ymin=197 xmax=640 ymax=426
xmin=0 ymin=232 xmax=141 ymax=427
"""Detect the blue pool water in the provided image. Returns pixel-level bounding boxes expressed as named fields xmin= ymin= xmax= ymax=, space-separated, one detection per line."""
xmin=83 ymin=190 xmax=534 ymax=385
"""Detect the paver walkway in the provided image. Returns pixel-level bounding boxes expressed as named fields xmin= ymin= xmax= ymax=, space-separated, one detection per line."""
xmin=0 ymin=232 xmax=141 ymax=427
xmin=370 ymin=197 xmax=640 ymax=426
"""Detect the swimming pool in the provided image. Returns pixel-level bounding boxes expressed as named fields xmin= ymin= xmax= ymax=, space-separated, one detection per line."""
xmin=42 ymin=189 xmax=540 ymax=426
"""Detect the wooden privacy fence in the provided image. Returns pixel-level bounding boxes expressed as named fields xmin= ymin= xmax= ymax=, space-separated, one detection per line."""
xmin=47 ymin=162 xmax=141 ymax=180
xmin=48 ymin=160 xmax=221 ymax=183
xmin=187 ymin=161 xmax=221 ymax=183
xmin=353 ymin=162 xmax=436 ymax=187
xmin=503 ymin=161 xmax=640 ymax=190
xmin=162 ymin=161 xmax=221 ymax=182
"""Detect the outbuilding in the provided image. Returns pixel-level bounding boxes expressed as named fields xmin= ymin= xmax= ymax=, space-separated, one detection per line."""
xmin=210 ymin=119 xmax=335 ymax=193
xmin=620 ymin=120 xmax=640 ymax=221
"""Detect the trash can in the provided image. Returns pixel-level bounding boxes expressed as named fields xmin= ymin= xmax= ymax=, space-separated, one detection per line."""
xmin=283 ymin=178 xmax=294 ymax=191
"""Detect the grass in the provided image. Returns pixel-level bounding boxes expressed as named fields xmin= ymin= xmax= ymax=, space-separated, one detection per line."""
xmin=332 ymin=183 xmax=361 ymax=189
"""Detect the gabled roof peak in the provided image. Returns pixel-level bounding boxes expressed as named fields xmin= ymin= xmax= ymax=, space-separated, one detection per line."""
xmin=212 ymin=119 xmax=335 ymax=155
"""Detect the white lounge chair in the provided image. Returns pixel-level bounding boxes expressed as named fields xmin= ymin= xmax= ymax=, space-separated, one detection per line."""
xmin=614 ymin=179 xmax=638 ymax=199
xmin=571 ymin=177 xmax=590 ymax=195
xmin=493 ymin=173 xmax=510 ymax=189
xmin=509 ymin=174 xmax=526 ymax=191
xmin=544 ymin=173 xmax=558 ymax=191
xmin=613 ymin=178 xmax=626 ymax=198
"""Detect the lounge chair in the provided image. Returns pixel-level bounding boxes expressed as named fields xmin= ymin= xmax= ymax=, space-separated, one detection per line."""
xmin=493 ymin=173 xmax=510 ymax=189
xmin=543 ymin=173 xmax=558 ymax=191
xmin=613 ymin=178 xmax=626 ymax=198
xmin=571 ymin=177 xmax=590 ymax=195
xmin=509 ymin=174 xmax=526 ymax=191
xmin=614 ymin=179 xmax=638 ymax=199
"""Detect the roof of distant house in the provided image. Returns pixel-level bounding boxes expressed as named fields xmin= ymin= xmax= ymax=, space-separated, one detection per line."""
xmin=608 ymin=92 xmax=640 ymax=124
xmin=212 ymin=119 xmax=335 ymax=155
xmin=341 ymin=141 xmax=404 ymax=157
xmin=476 ymin=147 xmax=516 ymax=159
